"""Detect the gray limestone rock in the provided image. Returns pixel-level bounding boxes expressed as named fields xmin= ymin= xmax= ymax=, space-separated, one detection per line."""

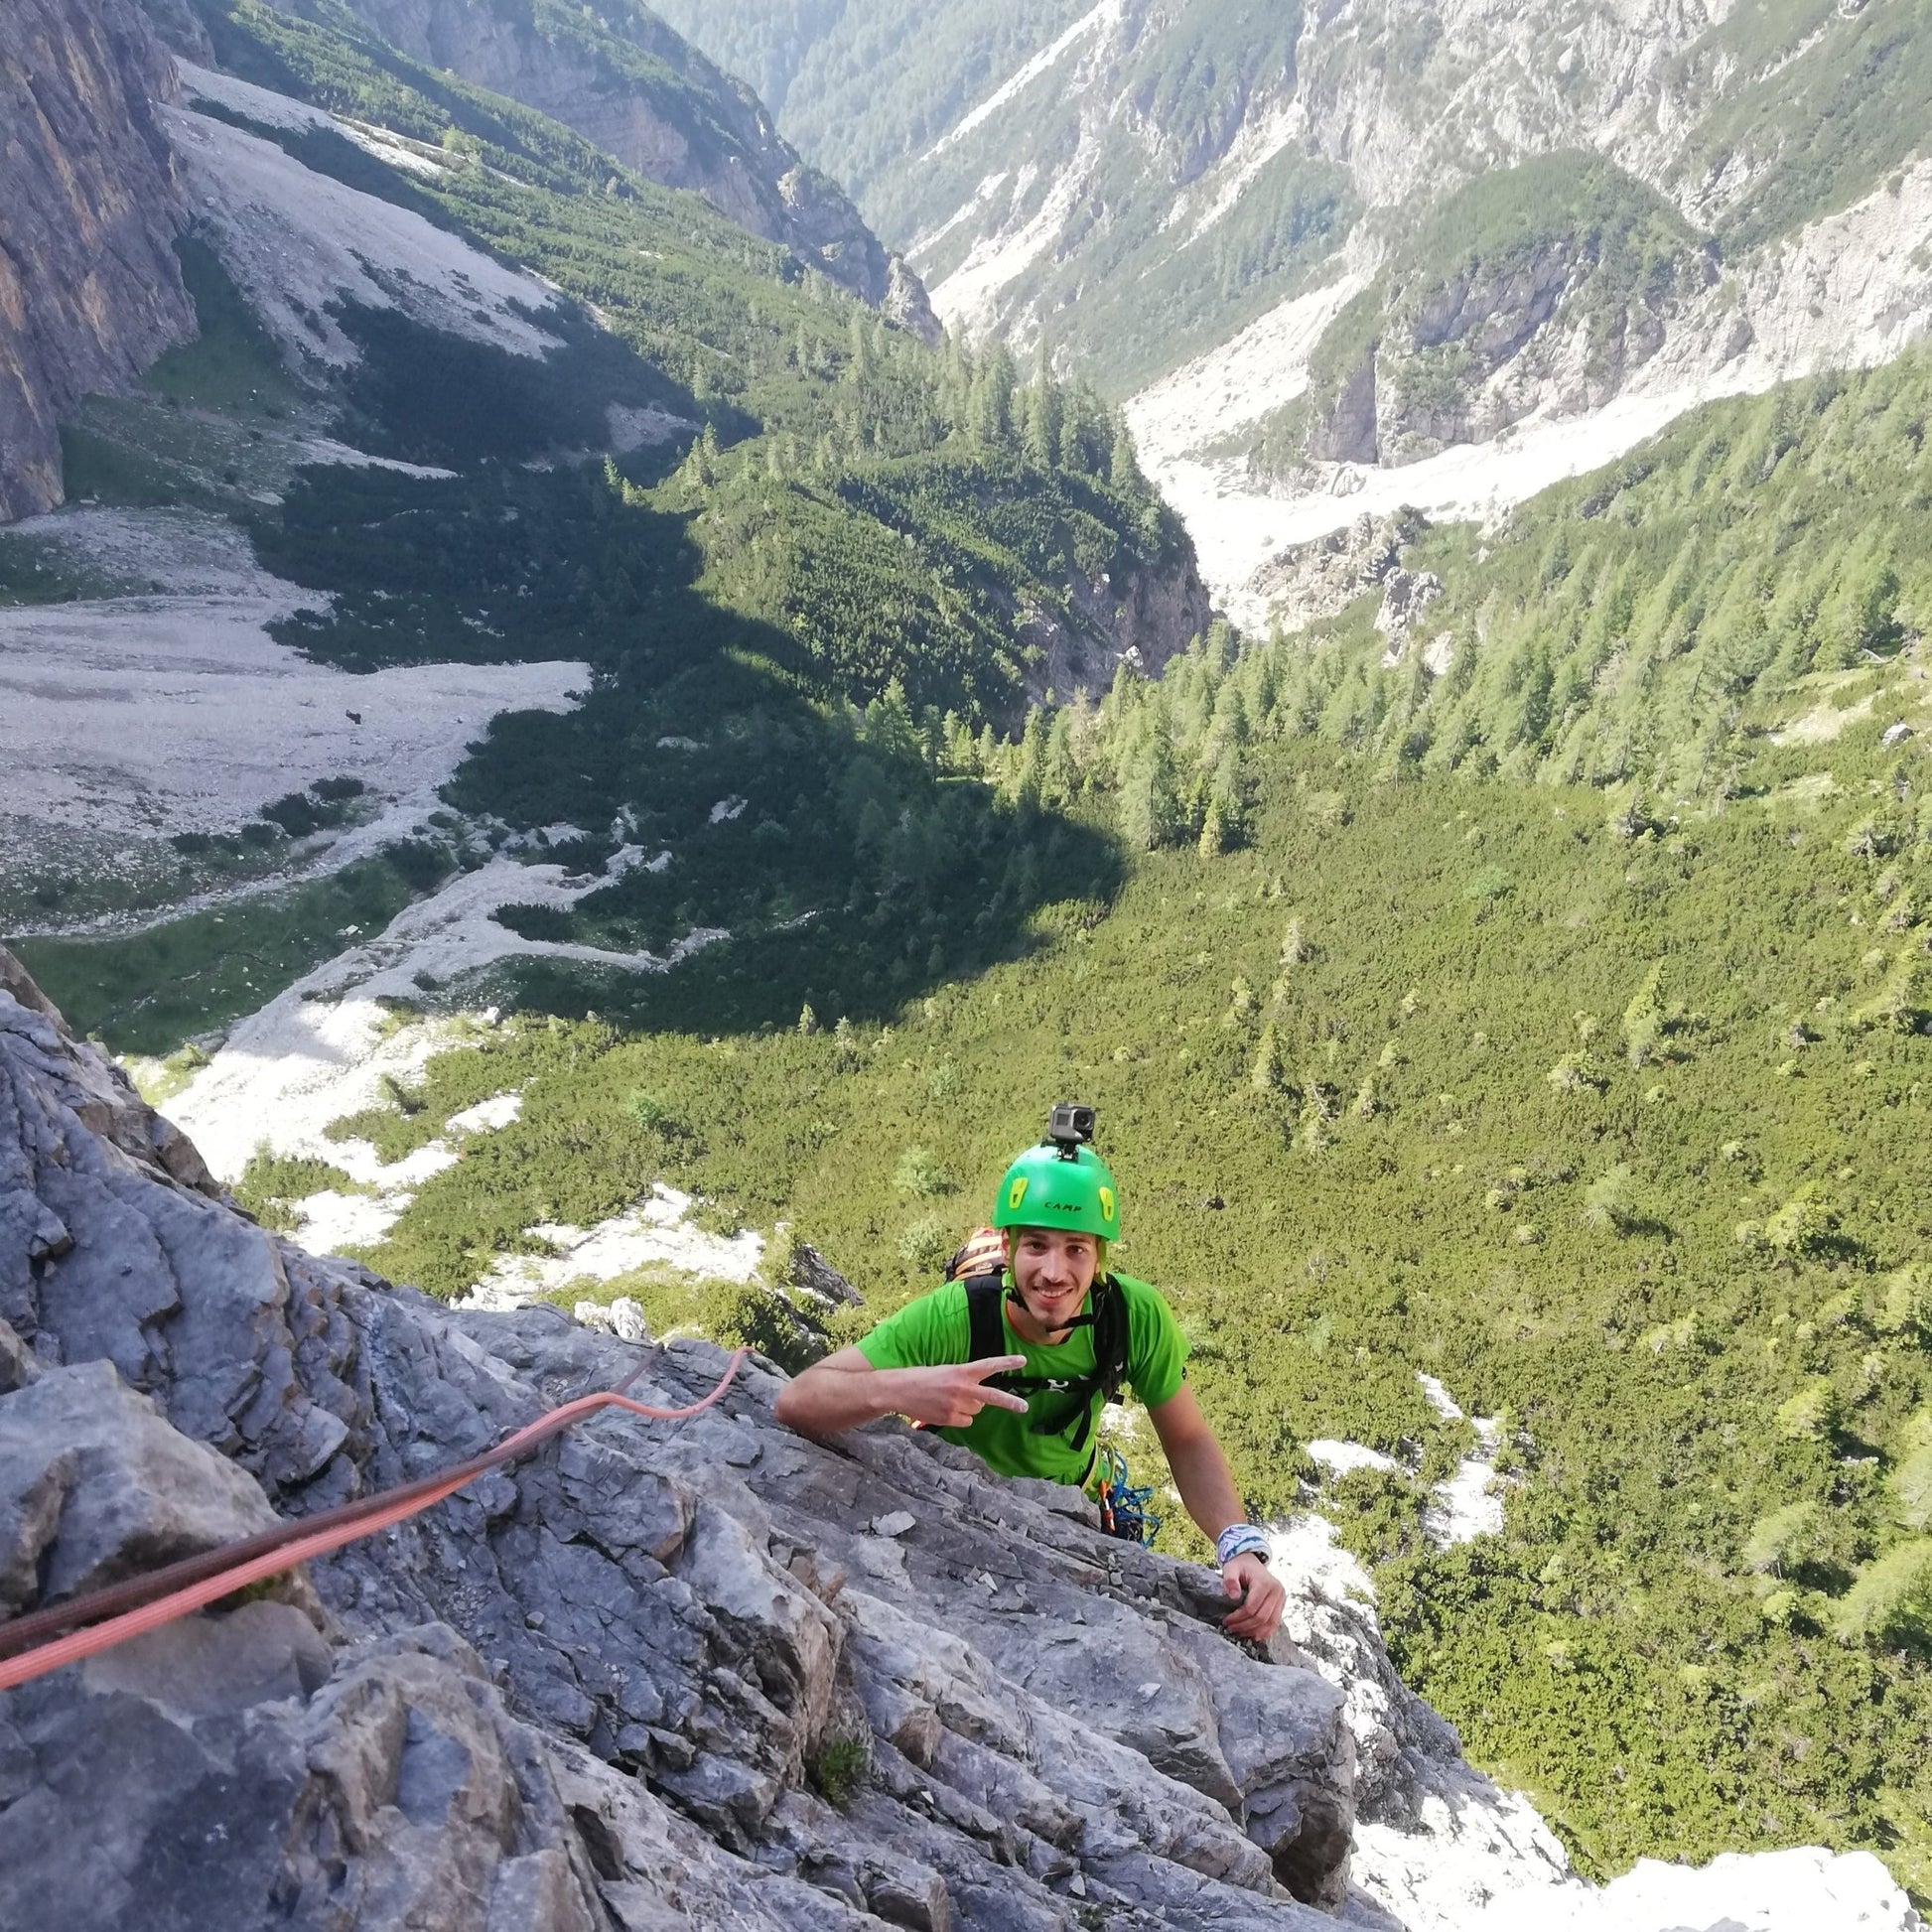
xmin=0 ymin=0 xmax=196 ymax=522
xmin=0 ymin=1359 xmax=281 ymax=1613
xmin=788 ymin=1238 xmax=867 ymax=1310
xmin=0 ymin=956 xmax=1421 ymax=1928
xmin=1373 ymin=569 xmax=1445 ymax=644
xmin=0 ymin=1319 xmax=38 ymax=1395
xmin=0 ymin=1617 xmax=604 ymax=1932
xmin=1248 ymin=510 xmax=1429 ymax=636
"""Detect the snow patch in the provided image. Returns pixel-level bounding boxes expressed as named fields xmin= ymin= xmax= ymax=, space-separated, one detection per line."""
xmin=1264 ymin=1513 xmax=1376 ymax=1605
xmin=1427 ymin=1417 xmax=1507 ymax=1547
xmin=445 ymin=1091 xmax=523 ymax=1136
xmin=262 ymin=848 xmax=723 ymax=999
xmin=283 ymin=1140 xmax=462 ymax=1260
xmin=164 ymin=996 xmax=450 ymax=1187
xmin=1125 ymin=268 xmax=1370 ymax=471
xmin=1152 ymin=386 xmax=1705 ymax=625
xmin=458 ymin=1183 xmax=764 ymax=1309
xmin=293 ymin=438 xmax=456 ymax=481
xmin=1267 ymin=1508 xmax=1913 ymax=1932
xmin=340 ymin=123 xmax=449 ymax=181
xmin=1417 ymin=1373 xmax=1507 ymax=1547
xmin=1147 ymin=157 xmax=1932 ymax=620
xmin=1307 ymin=1439 xmax=1401 ymax=1476
xmin=164 ymin=843 xmax=726 ymax=1187
xmin=1470 ymin=1845 xmax=1923 ymax=1932
xmin=287 ymin=1188 xmax=405 ymax=1256
xmin=1354 ymin=1790 xmax=1583 ymax=1932
xmin=0 ymin=537 xmax=585 ymax=843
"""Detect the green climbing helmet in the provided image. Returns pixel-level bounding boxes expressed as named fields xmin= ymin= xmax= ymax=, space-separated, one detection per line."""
xmin=991 ymin=1141 xmax=1121 ymax=1239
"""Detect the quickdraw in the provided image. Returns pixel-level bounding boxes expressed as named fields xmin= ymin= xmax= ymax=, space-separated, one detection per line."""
xmin=1093 ymin=1444 xmax=1161 ymax=1547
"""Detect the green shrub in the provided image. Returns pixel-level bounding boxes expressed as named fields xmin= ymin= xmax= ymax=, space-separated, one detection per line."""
xmin=1834 ymin=1539 xmax=1932 ymax=1649
xmin=808 ymin=1730 xmax=872 ymax=1810
xmin=894 ymin=1146 xmax=954 ymax=1198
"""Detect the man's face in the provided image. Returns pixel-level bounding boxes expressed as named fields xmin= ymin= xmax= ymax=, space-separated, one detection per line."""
xmin=1007 ymin=1226 xmax=1098 ymax=1331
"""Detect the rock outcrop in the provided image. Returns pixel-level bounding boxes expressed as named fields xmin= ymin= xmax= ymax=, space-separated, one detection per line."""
xmin=1019 ymin=546 xmax=1218 ymax=709
xmin=279 ymin=0 xmax=938 ymax=338
xmin=2 ymin=963 xmax=1924 ymax=1932
xmin=0 ymin=955 xmax=1395 ymax=1928
xmin=1248 ymin=510 xmax=1429 ymax=635
xmin=0 ymin=0 xmax=196 ymax=522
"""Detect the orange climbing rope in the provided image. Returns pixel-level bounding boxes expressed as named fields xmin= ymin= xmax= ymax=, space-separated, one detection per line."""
xmin=0 ymin=1348 xmax=749 ymax=1695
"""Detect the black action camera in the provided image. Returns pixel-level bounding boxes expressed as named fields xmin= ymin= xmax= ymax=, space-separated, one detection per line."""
xmin=1047 ymin=1102 xmax=1096 ymax=1151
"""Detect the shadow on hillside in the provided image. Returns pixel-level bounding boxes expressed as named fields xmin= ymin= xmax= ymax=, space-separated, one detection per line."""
xmin=257 ymin=454 xmax=1123 ymax=1035
xmin=468 ymin=642 xmax=1125 ymax=1034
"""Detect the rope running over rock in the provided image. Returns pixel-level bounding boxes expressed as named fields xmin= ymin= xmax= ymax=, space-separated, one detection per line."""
xmin=0 ymin=1347 xmax=749 ymax=1693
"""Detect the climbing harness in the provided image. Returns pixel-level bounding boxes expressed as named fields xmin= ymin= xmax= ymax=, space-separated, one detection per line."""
xmin=963 ymin=1269 xmax=1130 ymax=1457
xmin=0 ymin=1347 xmax=749 ymax=1695
xmin=1092 ymin=1444 xmax=1161 ymax=1547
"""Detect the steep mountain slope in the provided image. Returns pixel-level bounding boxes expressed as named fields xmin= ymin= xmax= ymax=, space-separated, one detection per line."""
xmin=2 ymin=962 xmax=1923 ymax=1931
xmin=0 ymin=0 xmax=1207 ymax=1006
xmin=660 ymin=0 xmax=1352 ymax=394
xmin=0 ymin=0 xmax=196 ymax=519
xmin=656 ymin=0 xmax=1932 ymax=615
xmin=11 ymin=0 xmax=1932 ymax=1911
xmin=106 ymin=349 xmax=1932 ymax=1902
xmin=662 ymin=0 xmax=1932 ymax=384
xmin=211 ymin=0 xmax=940 ymax=333
xmin=0 ymin=958 xmax=1365 ymax=1932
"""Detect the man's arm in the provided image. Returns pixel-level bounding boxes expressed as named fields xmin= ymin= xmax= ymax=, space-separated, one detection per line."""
xmin=774 ymin=1344 xmax=1032 ymax=1437
xmin=1148 ymin=1383 xmax=1287 ymax=1642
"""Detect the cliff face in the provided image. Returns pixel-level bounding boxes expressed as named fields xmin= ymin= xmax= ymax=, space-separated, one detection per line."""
xmin=0 ymin=952 xmax=1409 ymax=1929
xmin=294 ymin=0 xmax=939 ymax=340
xmin=1021 ymin=543 xmax=1218 ymax=710
xmin=0 ymin=0 xmax=195 ymax=523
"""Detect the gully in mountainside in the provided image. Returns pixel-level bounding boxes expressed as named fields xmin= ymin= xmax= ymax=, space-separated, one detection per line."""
xmin=774 ymin=1104 xmax=1290 ymax=1641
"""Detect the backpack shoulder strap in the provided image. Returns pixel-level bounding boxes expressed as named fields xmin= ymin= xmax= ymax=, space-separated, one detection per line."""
xmin=1092 ymin=1275 xmax=1131 ymax=1406
xmin=962 ymin=1272 xmax=1008 ymax=1363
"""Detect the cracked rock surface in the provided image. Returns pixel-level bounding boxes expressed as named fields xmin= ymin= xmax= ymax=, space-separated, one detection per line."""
xmin=0 ymin=0 xmax=196 ymax=521
xmin=0 ymin=954 xmax=1465 ymax=1928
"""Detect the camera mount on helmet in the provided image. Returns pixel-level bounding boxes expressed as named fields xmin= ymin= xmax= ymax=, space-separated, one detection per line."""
xmin=1045 ymin=1101 xmax=1096 ymax=1160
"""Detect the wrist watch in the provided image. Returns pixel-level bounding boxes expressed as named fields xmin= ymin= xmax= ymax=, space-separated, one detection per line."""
xmin=1216 ymin=1524 xmax=1271 ymax=1567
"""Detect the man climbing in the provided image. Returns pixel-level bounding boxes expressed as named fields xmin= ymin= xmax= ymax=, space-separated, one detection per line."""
xmin=774 ymin=1106 xmax=1287 ymax=1641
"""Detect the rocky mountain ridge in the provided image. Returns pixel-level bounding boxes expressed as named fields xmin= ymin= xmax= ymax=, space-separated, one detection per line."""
xmin=654 ymin=0 xmax=1932 ymax=614
xmin=0 ymin=0 xmax=197 ymax=521
xmin=246 ymin=0 xmax=940 ymax=339
xmin=664 ymin=0 xmax=1930 ymax=385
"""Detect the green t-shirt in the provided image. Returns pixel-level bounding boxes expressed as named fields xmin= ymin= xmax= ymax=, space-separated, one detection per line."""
xmin=855 ymin=1272 xmax=1188 ymax=1485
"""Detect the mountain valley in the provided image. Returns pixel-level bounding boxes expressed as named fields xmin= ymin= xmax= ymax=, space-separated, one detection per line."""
xmin=4 ymin=0 xmax=1932 ymax=1927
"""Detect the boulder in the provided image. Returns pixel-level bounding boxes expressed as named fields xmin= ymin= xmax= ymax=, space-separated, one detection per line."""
xmin=0 ymin=1359 xmax=281 ymax=1614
